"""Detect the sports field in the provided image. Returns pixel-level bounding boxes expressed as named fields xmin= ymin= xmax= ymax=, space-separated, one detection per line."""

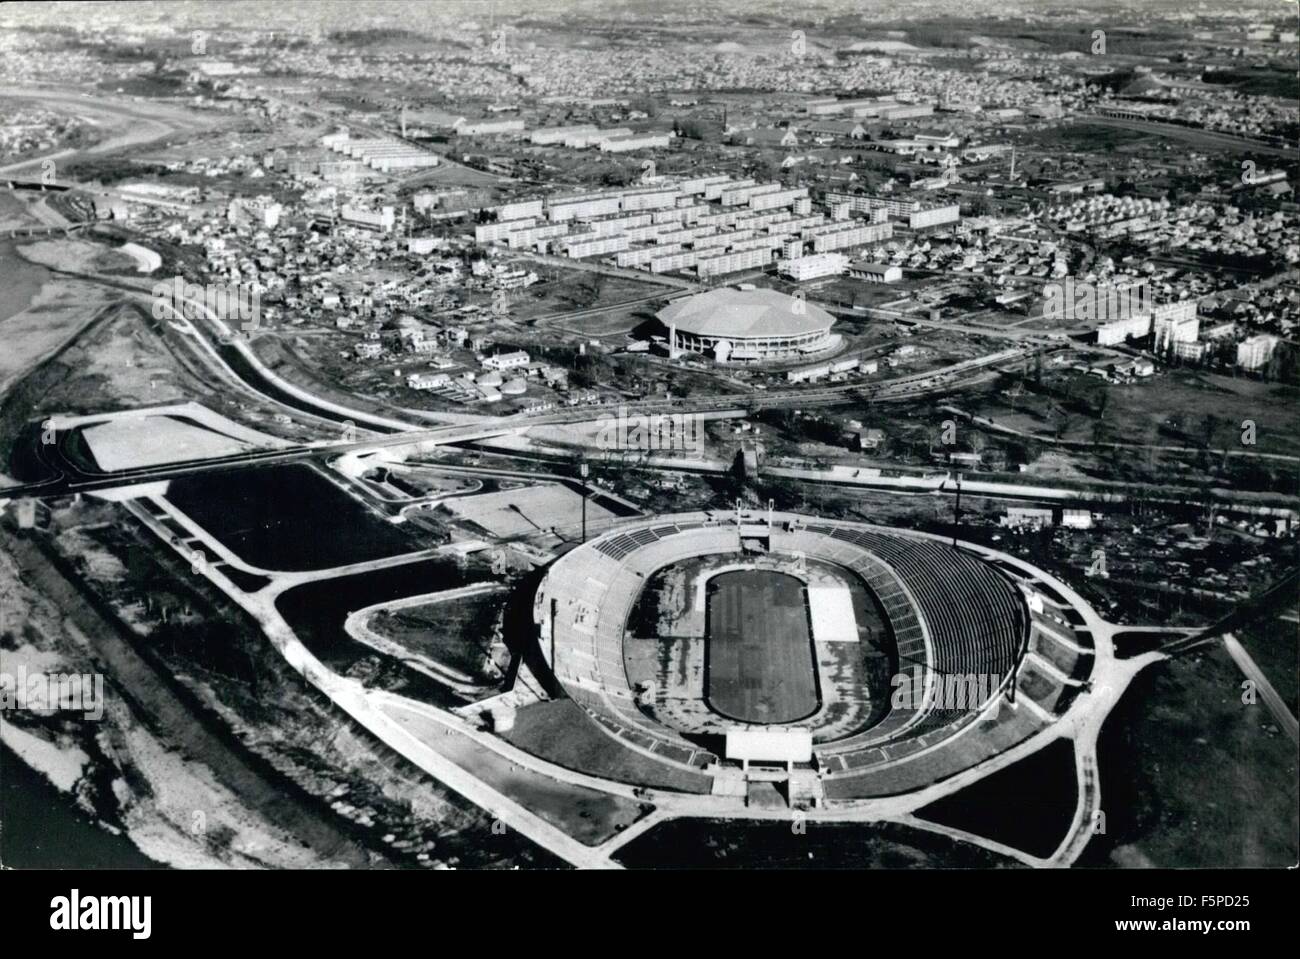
xmin=706 ymin=570 xmax=818 ymax=724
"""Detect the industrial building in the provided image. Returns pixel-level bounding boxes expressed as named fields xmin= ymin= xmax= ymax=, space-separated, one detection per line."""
xmin=456 ymin=118 xmax=525 ymax=136
xmin=849 ymin=261 xmax=903 ymax=284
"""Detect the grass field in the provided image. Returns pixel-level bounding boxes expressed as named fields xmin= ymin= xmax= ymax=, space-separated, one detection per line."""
xmin=1235 ymin=614 xmax=1299 ymax=718
xmin=442 ymin=483 xmax=619 ymax=538
xmin=369 ymin=588 xmax=506 ymax=684
xmin=381 ymin=701 xmax=649 ymax=846
xmin=1081 ymin=647 xmax=1299 ymax=867
xmin=706 ymin=570 xmax=818 ymax=724
xmin=613 ymin=817 xmax=1018 ymax=868
xmin=503 ymin=701 xmax=713 ymax=794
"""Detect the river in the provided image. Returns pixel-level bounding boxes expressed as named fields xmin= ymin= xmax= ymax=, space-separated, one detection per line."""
xmin=0 ymin=743 xmax=163 ymax=869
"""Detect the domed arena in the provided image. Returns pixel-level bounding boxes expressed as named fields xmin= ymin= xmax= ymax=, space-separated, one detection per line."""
xmin=657 ymin=288 xmax=839 ymax=362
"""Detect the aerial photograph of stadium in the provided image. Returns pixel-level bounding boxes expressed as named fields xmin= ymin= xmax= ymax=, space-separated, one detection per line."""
xmin=0 ymin=0 xmax=1296 ymax=909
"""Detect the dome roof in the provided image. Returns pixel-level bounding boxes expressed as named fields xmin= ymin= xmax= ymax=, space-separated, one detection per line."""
xmin=658 ymin=288 xmax=835 ymax=340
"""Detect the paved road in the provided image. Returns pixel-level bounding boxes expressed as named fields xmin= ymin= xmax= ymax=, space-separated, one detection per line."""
xmin=518 ymin=250 xmax=704 ymax=291
xmin=1222 ymin=632 xmax=1299 ymax=744
xmin=1073 ymin=115 xmax=1299 ymax=159
xmin=940 ymin=404 xmax=1300 ymax=464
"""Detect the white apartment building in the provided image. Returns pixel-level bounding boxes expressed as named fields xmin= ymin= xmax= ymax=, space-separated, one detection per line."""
xmin=909 ymin=204 xmax=961 ymax=229
xmin=694 ymin=230 xmax=754 ymax=251
xmin=547 ymin=195 xmax=623 ymax=221
xmin=1237 ymin=333 xmax=1279 ymax=371
xmin=407 ymin=237 xmax=441 ymax=255
xmin=649 ymin=250 xmax=699 ymax=273
xmin=780 ymin=252 xmax=848 ymax=281
xmin=476 ymin=218 xmax=537 ymax=243
xmin=599 ymin=132 xmax=672 ymax=153
xmin=564 ymin=128 xmax=631 ymax=148
xmin=620 ymin=188 xmax=679 ymax=211
xmin=748 ymin=187 xmax=809 ymax=213
xmin=507 ymin=223 xmax=570 ymax=249
xmin=589 ymin=213 xmax=653 ymax=235
xmin=706 ymin=178 xmax=754 ymax=201
xmin=696 ymin=246 xmax=772 ymax=278
xmin=456 ymin=118 xmax=525 ymax=136
xmin=806 ymin=221 xmax=893 ymax=253
xmin=340 ymin=205 xmax=396 ymax=233
xmin=561 ymin=235 xmax=629 ymax=258
xmin=1152 ymin=300 xmax=1200 ymax=353
xmin=719 ymin=182 xmax=783 ymax=207
xmin=407 ymin=372 xmax=451 ymax=390
xmin=804 ymin=97 xmax=882 ymax=116
xmin=824 ymin=192 xmax=918 ymax=218
xmin=530 ymin=125 xmax=597 ymax=145
xmin=495 ymin=199 xmax=545 ymax=221
xmin=1096 ymin=314 xmax=1153 ymax=346
xmin=731 ymin=234 xmax=786 ymax=253
xmin=677 ymin=174 xmax=733 ymax=195
xmin=881 ymin=103 xmax=934 ymax=120
xmin=618 ymin=244 xmax=682 ymax=268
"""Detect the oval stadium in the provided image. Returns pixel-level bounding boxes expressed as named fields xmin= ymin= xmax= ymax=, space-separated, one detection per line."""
xmin=534 ymin=508 xmax=1101 ymax=806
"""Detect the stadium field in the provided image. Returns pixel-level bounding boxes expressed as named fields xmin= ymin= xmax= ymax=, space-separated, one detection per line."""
xmin=706 ymin=570 xmax=818 ymax=723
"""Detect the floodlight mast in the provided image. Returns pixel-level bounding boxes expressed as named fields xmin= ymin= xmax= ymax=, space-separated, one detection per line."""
xmin=952 ymin=472 xmax=963 ymax=547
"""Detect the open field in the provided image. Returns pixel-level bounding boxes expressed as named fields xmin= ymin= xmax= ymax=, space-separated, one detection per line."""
xmin=0 ymin=190 xmax=43 ymax=233
xmin=381 ymin=700 xmax=648 ymax=845
xmin=82 ymin=415 xmax=252 ymax=471
xmin=0 ymin=250 xmax=119 ymax=398
xmin=1081 ymin=647 xmax=1299 ymax=867
xmin=1235 ymin=615 xmax=1299 ymax=718
xmin=1102 ymin=371 xmax=1300 ymax=458
xmin=502 ymin=700 xmax=713 ymax=793
xmin=613 ymin=817 xmax=1019 ymax=868
xmin=165 ymin=464 xmax=419 ymax=571
xmin=397 ymin=159 xmax=510 ymax=190
xmin=17 ymin=236 xmax=137 ymax=275
xmin=510 ymin=268 xmax=666 ymax=325
xmin=706 ymin=569 xmax=818 ymax=724
xmin=442 ymin=483 xmax=619 ymax=539
xmin=962 ymin=367 xmax=1300 ymax=461
xmin=916 ymin=738 xmax=1079 ymax=859
xmin=0 ymin=87 xmax=236 ymax=176
xmin=369 ymin=588 xmax=507 ymax=684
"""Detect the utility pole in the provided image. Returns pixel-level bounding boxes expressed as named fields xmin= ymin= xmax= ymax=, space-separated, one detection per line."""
xmin=580 ymin=460 xmax=589 ymax=542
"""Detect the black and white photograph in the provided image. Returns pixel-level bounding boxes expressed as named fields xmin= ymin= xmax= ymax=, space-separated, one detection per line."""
xmin=0 ymin=0 xmax=1295 ymax=939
